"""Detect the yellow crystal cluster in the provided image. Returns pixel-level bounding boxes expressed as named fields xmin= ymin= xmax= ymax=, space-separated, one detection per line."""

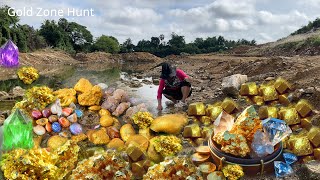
xmin=53 ymin=88 xmax=77 ymax=107
xmin=153 ymin=135 xmax=183 ymax=157
xmin=0 ymin=141 xmax=79 ymax=180
xmin=222 ymin=164 xmax=244 ymax=180
xmin=213 ymin=131 xmax=250 ymax=157
xmin=132 ymin=111 xmax=154 ymax=129
xmin=70 ymin=150 xmax=132 ymax=179
xmin=17 ymin=66 xmax=39 ymax=84
xmin=231 ymin=106 xmax=262 ymax=143
xmin=25 ymin=86 xmax=56 ymax=109
xmin=143 ymin=156 xmax=203 ymax=180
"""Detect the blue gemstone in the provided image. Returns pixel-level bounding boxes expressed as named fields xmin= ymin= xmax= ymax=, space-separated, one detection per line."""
xmin=283 ymin=152 xmax=298 ymax=165
xmin=52 ymin=122 xmax=62 ymax=133
xmin=262 ymin=118 xmax=292 ymax=146
xmin=274 ymin=161 xmax=293 ymax=178
xmin=75 ymin=109 xmax=83 ymax=118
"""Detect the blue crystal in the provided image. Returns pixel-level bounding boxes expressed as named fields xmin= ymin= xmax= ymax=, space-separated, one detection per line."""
xmin=75 ymin=109 xmax=83 ymax=118
xmin=274 ymin=161 xmax=293 ymax=178
xmin=52 ymin=122 xmax=62 ymax=133
xmin=251 ymin=130 xmax=274 ymax=158
xmin=283 ymin=153 xmax=298 ymax=165
xmin=262 ymin=118 xmax=292 ymax=146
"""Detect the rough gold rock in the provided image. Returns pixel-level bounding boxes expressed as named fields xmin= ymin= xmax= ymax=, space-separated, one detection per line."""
xmin=200 ymin=116 xmax=212 ymax=126
xmin=279 ymin=93 xmax=290 ymax=106
xmin=147 ymin=138 xmax=163 ymax=163
xmin=221 ymin=98 xmax=238 ymax=114
xmin=107 ymin=138 xmax=125 ymax=150
xmin=74 ymin=78 xmax=93 ymax=93
xmin=307 ymin=126 xmax=320 ymax=147
xmin=183 ymin=123 xmax=202 ymax=138
xmin=36 ymin=118 xmax=49 ymax=126
xmin=126 ymin=144 xmax=145 ymax=161
xmin=289 ymin=136 xmax=313 ymax=156
xmin=150 ymin=114 xmax=187 ymax=134
xmin=89 ymin=105 xmax=101 ymax=111
xmin=261 ymin=85 xmax=278 ymax=101
xmin=274 ymin=77 xmax=291 ymax=94
xmin=314 ymin=148 xmax=320 ymax=160
xmin=206 ymin=105 xmax=223 ymax=121
xmin=132 ymin=160 xmax=146 ymax=178
xmin=258 ymin=106 xmax=278 ymax=120
xmin=188 ymin=102 xmax=206 ymax=115
xmin=71 ymin=133 xmax=87 ymax=143
xmin=88 ymin=128 xmax=110 ymax=145
xmin=53 ymin=88 xmax=77 ymax=107
xmin=295 ymin=99 xmax=313 ymax=118
xmin=251 ymin=96 xmax=264 ymax=106
xmin=139 ymin=128 xmax=152 ymax=140
xmin=78 ymin=85 xmax=102 ymax=106
xmin=47 ymin=135 xmax=68 ymax=150
xmin=99 ymin=109 xmax=111 ymax=116
xmin=125 ymin=134 xmax=149 ymax=152
xmin=239 ymin=82 xmax=258 ymax=96
xmin=301 ymin=117 xmax=313 ymax=130
xmin=100 ymin=115 xmax=114 ymax=127
xmin=120 ymin=124 xmax=136 ymax=142
xmin=278 ymin=107 xmax=300 ymax=125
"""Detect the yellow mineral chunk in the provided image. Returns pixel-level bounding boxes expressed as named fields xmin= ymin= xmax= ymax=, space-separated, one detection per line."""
xmin=89 ymin=105 xmax=101 ymax=111
xmin=307 ymin=126 xmax=320 ymax=147
xmin=107 ymin=138 xmax=125 ymax=150
xmin=88 ymin=128 xmax=110 ymax=145
xmin=139 ymin=128 xmax=152 ymax=140
xmin=188 ymin=102 xmax=206 ymax=115
xmin=78 ymin=85 xmax=102 ymax=106
xmin=279 ymin=93 xmax=290 ymax=106
xmin=222 ymin=164 xmax=244 ymax=180
xmin=261 ymin=85 xmax=278 ymax=101
xmin=17 ymin=66 xmax=39 ymax=84
xmin=221 ymin=98 xmax=238 ymax=114
xmin=152 ymin=135 xmax=182 ymax=157
xmin=100 ymin=115 xmax=114 ymax=127
xmin=295 ymin=99 xmax=313 ymax=118
xmin=239 ymin=82 xmax=258 ymax=96
xmin=47 ymin=135 xmax=68 ymax=150
xmin=71 ymin=133 xmax=88 ymax=143
xmin=301 ymin=117 xmax=313 ymax=130
xmin=74 ymin=78 xmax=93 ymax=93
xmin=147 ymin=138 xmax=163 ymax=163
xmin=99 ymin=109 xmax=111 ymax=116
xmin=120 ymin=124 xmax=136 ymax=142
xmin=183 ymin=124 xmax=202 ymax=138
xmin=125 ymin=134 xmax=149 ymax=152
xmin=314 ymin=148 xmax=320 ymax=160
xmin=274 ymin=77 xmax=291 ymax=94
xmin=200 ymin=116 xmax=212 ymax=126
xmin=132 ymin=111 xmax=154 ymax=129
xmin=206 ymin=105 xmax=223 ymax=121
xmin=258 ymin=106 xmax=278 ymax=120
xmin=288 ymin=136 xmax=313 ymax=156
xmin=53 ymin=88 xmax=77 ymax=107
xmin=150 ymin=114 xmax=187 ymax=134
xmin=278 ymin=107 xmax=300 ymax=125
xmin=126 ymin=143 xmax=145 ymax=161
xmin=251 ymin=96 xmax=264 ymax=106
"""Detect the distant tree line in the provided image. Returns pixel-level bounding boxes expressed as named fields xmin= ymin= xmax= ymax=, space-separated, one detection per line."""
xmin=1 ymin=5 xmax=256 ymax=56
xmin=291 ymin=18 xmax=320 ymax=35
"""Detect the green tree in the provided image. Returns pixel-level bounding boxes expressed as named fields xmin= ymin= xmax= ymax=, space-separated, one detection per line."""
xmin=120 ymin=38 xmax=134 ymax=53
xmin=92 ymin=35 xmax=120 ymax=53
xmin=168 ymin=33 xmax=185 ymax=48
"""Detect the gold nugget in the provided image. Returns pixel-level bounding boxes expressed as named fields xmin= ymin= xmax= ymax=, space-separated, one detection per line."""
xmin=262 ymin=85 xmax=278 ymax=101
xmin=274 ymin=77 xmax=291 ymax=94
xmin=221 ymin=98 xmax=238 ymax=114
xmin=295 ymin=99 xmax=313 ymax=118
xmin=188 ymin=102 xmax=206 ymax=116
xmin=239 ymin=82 xmax=258 ymax=96
xmin=258 ymin=106 xmax=278 ymax=120
xmin=278 ymin=107 xmax=300 ymax=125
xmin=307 ymin=126 xmax=320 ymax=147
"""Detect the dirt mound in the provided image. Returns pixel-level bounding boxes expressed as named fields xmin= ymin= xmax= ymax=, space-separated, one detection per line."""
xmin=74 ymin=52 xmax=115 ymax=62
xmin=118 ymin=52 xmax=163 ymax=72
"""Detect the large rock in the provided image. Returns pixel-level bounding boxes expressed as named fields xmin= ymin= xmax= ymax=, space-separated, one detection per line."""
xmin=221 ymin=74 xmax=248 ymax=96
xmin=74 ymin=78 xmax=93 ymax=93
xmin=78 ymin=85 xmax=102 ymax=106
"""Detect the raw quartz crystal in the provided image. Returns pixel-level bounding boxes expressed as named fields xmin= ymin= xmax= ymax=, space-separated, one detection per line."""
xmin=2 ymin=109 xmax=34 ymax=150
xmin=250 ymin=130 xmax=274 ymax=158
xmin=262 ymin=118 xmax=292 ymax=146
xmin=213 ymin=111 xmax=234 ymax=136
xmin=274 ymin=161 xmax=293 ymax=178
xmin=283 ymin=152 xmax=298 ymax=165
xmin=231 ymin=106 xmax=262 ymax=143
xmin=0 ymin=40 xmax=19 ymax=67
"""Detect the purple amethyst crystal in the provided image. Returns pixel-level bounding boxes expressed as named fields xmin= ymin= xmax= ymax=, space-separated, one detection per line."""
xmin=0 ymin=40 xmax=19 ymax=67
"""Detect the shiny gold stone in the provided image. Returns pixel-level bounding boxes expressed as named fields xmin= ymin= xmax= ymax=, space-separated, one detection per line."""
xmin=183 ymin=124 xmax=202 ymax=138
xmin=314 ymin=148 xmax=320 ymax=160
xmin=126 ymin=144 xmax=144 ymax=162
xmin=307 ymin=126 xmax=320 ymax=147
xmin=188 ymin=102 xmax=206 ymax=116
xmin=274 ymin=77 xmax=291 ymax=94
xmin=289 ymin=136 xmax=313 ymax=156
xmin=258 ymin=106 xmax=278 ymax=120
xmin=251 ymin=96 xmax=264 ymax=106
xmin=239 ymin=82 xmax=258 ymax=96
xmin=279 ymin=94 xmax=290 ymax=106
xmin=301 ymin=117 xmax=313 ymax=130
xmin=278 ymin=108 xmax=300 ymax=125
xmin=295 ymin=99 xmax=313 ymax=118
xmin=200 ymin=116 xmax=212 ymax=126
xmin=206 ymin=105 xmax=223 ymax=121
xmin=262 ymin=86 xmax=278 ymax=101
xmin=221 ymin=98 xmax=238 ymax=114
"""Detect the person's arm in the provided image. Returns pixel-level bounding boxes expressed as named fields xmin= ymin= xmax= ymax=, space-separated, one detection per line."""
xmin=157 ymin=79 xmax=165 ymax=110
xmin=176 ymin=69 xmax=192 ymax=82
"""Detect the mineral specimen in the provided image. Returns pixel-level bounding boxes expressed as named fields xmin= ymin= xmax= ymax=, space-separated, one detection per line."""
xmin=295 ymin=99 xmax=313 ymax=118
xmin=199 ymin=162 xmax=216 ymax=175
xmin=31 ymin=109 xmax=42 ymax=119
xmin=132 ymin=111 xmax=154 ymax=129
xmin=283 ymin=152 xmax=298 ymax=165
xmin=52 ymin=122 xmax=62 ymax=133
xmin=206 ymin=104 xmax=223 ymax=121
xmin=17 ymin=66 xmax=39 ymax=84
xmin=213 ymin=131 xmax=250 ymax=157
xmin=221 ymin=98 xmax=238 ymax=114
xmin=78 ymin=85 xmax=102 ymax=106
xmin=125 ymin=134 xmax=149 ymax=151
xmin=74 ymin=78 xmax=93 ymax=93
xmin=307 ymin=126 xmax=320 ymax=147
xmin=231 ymin=106 xmax=262 ymax=142
xmin=288 ymin=136 xmax=313 ymax=156
xmin=188 ymin=102 xmax=206 ymax=115
xmin=69 ymin=123 xmax=83 ymax=135
xmin=112 ymin=102 xmax=131 ymax=117
xmin=107 ymin=138 xmax=125 ymax=150
xmin=261 ymin=85 xmax=278 ymax=101
xmin=183 ymin=123 xmax=202 ymax=138
xmin=143 ymin=156 xmax=202 ymax=180
xmin=33 ymin=125 xmax=46 ymax=135
xmin=51 ymin=99 xmax=62 ymax=116
xmin=207 ymin=171 xmax=226 ymax=180
xmin=262 ymin=118 xmax=292 ymax=146
xmin=274 ymin=161 xmax=293 ymax=178
xmin=70 ymin=150 xmax=132 ymax=179
xmin=0 ymin=40 xmax=19 ymax=67
xmin=25 ymin=86 xmax=56 ymax=109
xmin=258 ymin=106 xmax=278 ymax=120
xmin=47 ymin=135 xmax=68 ymax=149
xmin=314 ymin=148 xmax=320 ymax=160
xmin=100 ymin=115 xmax=114 ymax=127
xmin=213 ymin=111 xmax=234 ymax=135
xmin=120 ymin=124 xmax=136 ymax=142
xmin=126 ymin=144 xmax=145 ymax=161
xmin=152 ymin=135 xmax=183 ymax=157
xmin=88 ymin=128 xmax=110 ymax=145
xmin=2 ymin=109 xmax=34 ymax=150
xmin=1 ymin=140 xmax=79 ymax=180
xmin=301 ymin=117 xmax=313 ymax=130
xmin=278 ymin=107 xmax=300 ymax=125
xmin=150 ymin=114 xmax=187 ymax=134
xmin=251 ymin=130 xmax=274 ymax=158
xmin=222 ymin=164 xmax=244 ymax=180
xmin=239 ymin=82 xmax=258 ymax=96
xmin=274 ymin=77 xmax=291 ymax=94
xmin=53 ymin=88 xmax=77 ymax=107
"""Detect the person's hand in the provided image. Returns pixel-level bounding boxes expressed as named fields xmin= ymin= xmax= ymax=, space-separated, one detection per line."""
xmin=157 ymin=104 xmax=163 ymax=111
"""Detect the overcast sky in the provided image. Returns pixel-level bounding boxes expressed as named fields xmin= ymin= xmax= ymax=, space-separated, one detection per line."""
xmin=2 ymin=0 xmax=320 ymax=44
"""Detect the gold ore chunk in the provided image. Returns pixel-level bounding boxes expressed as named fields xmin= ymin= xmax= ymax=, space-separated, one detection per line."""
xmin=295 ymin=99 xmax=313 ymax=118
xmin=188 ymin=102 xmax=206 ymax=116
xmin=239 ymin=82 xmax=258 ymax=96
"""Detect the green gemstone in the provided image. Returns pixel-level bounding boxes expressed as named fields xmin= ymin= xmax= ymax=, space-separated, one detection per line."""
xmin=2 ymin=109 xmax=34 ymax=150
